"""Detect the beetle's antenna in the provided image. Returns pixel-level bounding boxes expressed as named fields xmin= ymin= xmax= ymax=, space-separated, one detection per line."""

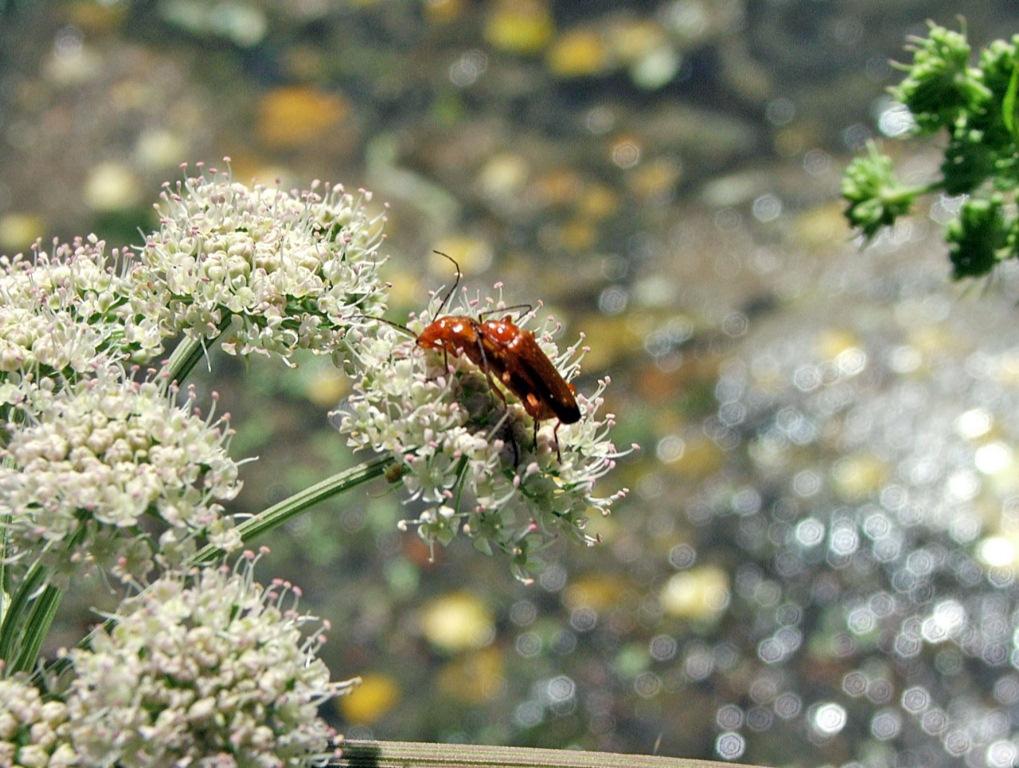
xmin=355 ymin=314 xmax=417 ymax=339
xmin=434 ymin=250 xmax=461 ymax=315
xmin=478 ymin=303 xmax=534 ymax=322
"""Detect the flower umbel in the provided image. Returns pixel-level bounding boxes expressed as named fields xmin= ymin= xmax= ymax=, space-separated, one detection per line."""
xmin=841 ymin=141 xmax=922 ymax=240
xmin=334 ymin=289 xmax=629 ymax=580
xmin=0 ymin=236 xmax=165 ymax=394
xmin=0 ymin=671 xmax=75 ymax=768
xmin=842 ymin=22 xmax=1019 ymax=276
xmin=66 ymin=551 xmax=357 ymax=768
xmin=0 ymin=362 xmax=243 ymax=584
xmin=893 ymin=21 xmax=990 ymax=134
xmin=136 ymin=161 xmax=389 ymax=362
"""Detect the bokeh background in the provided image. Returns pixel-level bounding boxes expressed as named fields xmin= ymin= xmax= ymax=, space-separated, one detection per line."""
xmin=4 ymin=1 xmax=1019 ymax=766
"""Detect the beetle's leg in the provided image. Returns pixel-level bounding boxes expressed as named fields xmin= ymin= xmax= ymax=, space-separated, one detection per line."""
xmin=485 ymin=407 xmax=519 ymax=466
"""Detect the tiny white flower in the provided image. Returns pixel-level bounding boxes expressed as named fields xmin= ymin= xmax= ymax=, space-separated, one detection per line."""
xmin=0 ymin=236 xmax=167 ymax=393
xmin=0 ymin=673 xmax=72 ymax=767
xmin=0 ymin=362 xmax=243 ymax=585
xmin=66 ymin=552 xmax=358 ymax=768
xmin=135 ymin=161 xmax=389 ymax=362
xmin=333 ymin=289 xmax=631 ymax=581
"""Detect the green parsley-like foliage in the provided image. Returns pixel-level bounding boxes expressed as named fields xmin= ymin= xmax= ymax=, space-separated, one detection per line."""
xmin=842 ymin=21 xmax=1019 ymax=279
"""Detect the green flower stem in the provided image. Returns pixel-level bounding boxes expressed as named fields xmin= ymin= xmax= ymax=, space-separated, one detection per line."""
xmin=334 ymin=740 xmax=755 ymax=768
xmin=11 ymin=581 xmax=62 ymax=675
xmin=39 ymin=456 xmax=395 ymax=684
xmin=188 ymin=454 xmax=396 ymax=565
xmin=165 ymin=326 xmax=224 ymax=385
xmin=0 ymin=560 xmax=52 ymax=669
xmin=0 ymin=508 xmax=9 ymax=644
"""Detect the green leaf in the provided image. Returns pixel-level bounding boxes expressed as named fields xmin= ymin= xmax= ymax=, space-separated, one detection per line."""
xmin=1003 ymin=63 xmax=1019 ymax=138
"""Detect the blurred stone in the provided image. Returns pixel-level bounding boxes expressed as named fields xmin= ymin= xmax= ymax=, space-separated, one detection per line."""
xmin=159 ymin=0 xmax=268 ymax=47
xmin=338 ymin=673 xmax=401 ymax=725
xmin=304 ymin=366 xmax=349 ymax=410
xmin=660 ymin=565 xmax=730 ymax=621
xmin=831 ymin=453 xmax=888 ymax=501
xmin=546 ymin=29 xmax=610 ymax=77
xmin=82 ymin=161 xmax=142 ymax=212
xmin=627 ymin=157 xmax=682 ymax=203
xmin=437 ymin=647 xmax=505 ymax=704
xmin=429 ymin=235 xmax=493 ymax=275
xmin=133 ymin=127 xmax=190 ymax=171
xmin=478 ymin=153 xmax=531 ymax=202
xmin=419 ymin=591 xmax=495 ymax=653
xmin=256 ymin=86 xmax=350 ymax=150
xmin=629 ymin=45 xmax=681 ymax=90
xmin=563 ymin=573 xmax=627 ymax=611
xmin=484 ymin=0 xmax=555 ymax=56
xmin=425 ymin=0 xmax=466 ymax=24
xmin=0 ymin=212 xmax=46 ymax=254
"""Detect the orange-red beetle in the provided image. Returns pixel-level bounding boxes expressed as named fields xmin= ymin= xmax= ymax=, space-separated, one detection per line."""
xmin=415 ymin=253 xmax=581 ymax=453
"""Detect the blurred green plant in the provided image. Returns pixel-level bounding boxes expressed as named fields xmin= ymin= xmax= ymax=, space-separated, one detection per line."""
xmin=842 ymin=20 xmax=1019 ymax=278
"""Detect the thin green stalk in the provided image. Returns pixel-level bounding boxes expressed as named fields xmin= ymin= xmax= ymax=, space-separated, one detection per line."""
xmin=0 ymin=560 xmax=50 ymax=667
xmin=334 ymin=740 xmax=754 ymax=768
xmin=165 ymin=334 xmax=212 ymax=385
xmin=11 ymin=581 xmax=62 ymax=675
xmin=41 ymin=455 xmax=395 ymax=680
xmin=0 ymin=522 xmax=9 ymax=645
xmin=189 ymin=455 xmax=395 ymax=565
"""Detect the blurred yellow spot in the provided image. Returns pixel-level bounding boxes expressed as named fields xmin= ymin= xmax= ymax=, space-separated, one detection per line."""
xmin=256 ymin=86 xmax=349 ymax=149
xmin=563 ymin=573 xmax=626 ymax=611
xmin=793 ymin=202 xmax=848 ymax=250
xmin=578 ymin=183 xmax=619 ymax=220
xmin=531 ymin=168 xmax=583 ymax=207
xmin=906 ymin=326 xmax=956 ymax=360
xmin=546 ymin=29 xmax=609 ymax=77
xmin=437 ymin=647 xmax=505 ymax=704
xmin=484 ymin=0 xmax=555 ymax=55
xmin=571 ymin=314 xmax=640 ymax=370
xmin=83 ymin=161 xmax=142 ymax=212
xmin=626 ymin=157 xmax=682 ymax=201
xmin=660 ymin=565 xmax=730 ymax=621
xmin=419 ymin=591 xmax=495 ymax=653
xmin=0 ymin=213 xmax=46 ymax=253
xmin=996 ymin=351 xmax=1019 ymax=386
xmin=582 ymin=508 xmax=617 ymax=543
xmin=556 ymin=219 xmax=597 ymax=252
xmin=66 ymin=0 xmax=127 ymax=33
xmin=815 ymin=328 xmax=860 ymax=361
xmin=134 ymin=127 xmax=189 ymax=171
xmin=831 ymin=453 xmax=887 ymax=500
xmin=304 ymin=366 xmax=349 ymax=409
xmin=425 ymin=0 xmax=464 ymax=23
xmin=385 ymin=265 xmax=422 ymax=311
xmin=338 ymin=673 xmax=400 ymax=725
xmin=608 ymin=19 xmax=667 ymax=64
xmin=430 ymin=235 xmax=493 ymax=275
xmin=478 ymin=153 xmax=531 ymax=200
xmin=662 ymin=434 xmax=725 ymax=480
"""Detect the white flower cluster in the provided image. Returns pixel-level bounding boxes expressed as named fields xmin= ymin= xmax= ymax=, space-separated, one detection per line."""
xmin=66 ymin=554 xmax=357 ymax=768
xmin=0 ymin=236 xmax=165 ymax=396
xmin=137 ymin=162 xmax=388 ymax=361
xmin=0 ymin=363 xmax=242 ymax=583
xmin=334 ymin=293 xmax=629 ymax=580
xmin=0 ymin=673 xmax=75 ymax=768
